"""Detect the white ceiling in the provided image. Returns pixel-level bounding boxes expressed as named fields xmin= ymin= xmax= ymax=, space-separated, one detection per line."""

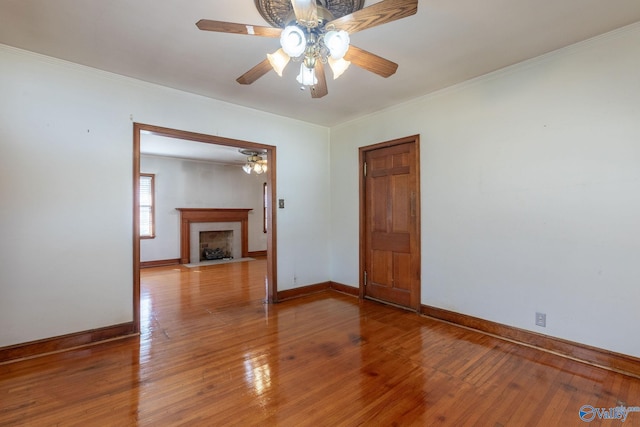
xmin=140 ymin=132 xmax=251 ymax=164
xmin=1 ymin=0 xmax=640 ymax=128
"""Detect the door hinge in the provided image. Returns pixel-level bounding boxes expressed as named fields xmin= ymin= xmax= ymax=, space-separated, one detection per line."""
xmin=363 ymin=161 xmax=367 ymax=177
xmin=363 ymin=270 xmax=367 ymax=286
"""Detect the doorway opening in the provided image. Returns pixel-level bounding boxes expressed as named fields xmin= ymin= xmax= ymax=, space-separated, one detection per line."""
xmin=132 ymin=123 xmax=278 ymax=333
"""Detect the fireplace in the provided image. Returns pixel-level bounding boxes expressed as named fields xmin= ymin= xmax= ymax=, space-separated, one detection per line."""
xmin=189 ymin=221 xmax=242 ymax=263
xmin=176 ymin=208 xmax=252 ymax=264
xmin=200 ymin=230 xmax=233 ymax=261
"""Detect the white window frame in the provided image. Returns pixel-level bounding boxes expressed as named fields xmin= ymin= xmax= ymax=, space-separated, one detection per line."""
xmin=140 ymin=173 xmax=155 ymax=239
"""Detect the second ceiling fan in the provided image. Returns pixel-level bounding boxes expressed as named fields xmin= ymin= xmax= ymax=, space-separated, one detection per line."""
xmin=196 ymin=0 xmax=418 ymax=98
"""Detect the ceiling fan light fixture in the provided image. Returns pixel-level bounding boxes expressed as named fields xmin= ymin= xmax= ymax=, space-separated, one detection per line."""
xmin=198 ymin=0 xmax=416 ymax=97
xmin=267 ymin=48 xmax=290 ymax=77
xmin=280 ymin=25 xmax=306 ymax=58
xmin=240 ymin=149 xmax=267 ymax=175
xmin=296 ymin=63 xmax=317 ymax=86
xmin=324 ymin=30 xmax=350 ymax=59
xmin=328 ymin=56 xmax=351 ymax=80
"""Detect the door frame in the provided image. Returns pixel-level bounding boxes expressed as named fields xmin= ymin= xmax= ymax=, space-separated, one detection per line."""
xmin=132 ymin=123 xmax=278 ymax=334
xmin=359 ymin=135 xmax=421 ymax=311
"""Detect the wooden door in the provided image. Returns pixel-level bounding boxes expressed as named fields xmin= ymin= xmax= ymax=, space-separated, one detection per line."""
xmin=361 ymin=136 xmax=420 ymax=310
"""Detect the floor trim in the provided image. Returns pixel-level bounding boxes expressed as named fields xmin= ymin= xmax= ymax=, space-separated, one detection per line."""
xmin=329 ymin=281 xmax=359 ymax=297
xmin=276 ymin=281 xmax=359 ymax=302
xmin=277 ymin=282 xmax=331 ymax=301
xmin=421 ymin=305 xmax=640 ymax=379
xmin=0 ymin=322 xmax=137 ymax=364
xmin=10 ymin=287 xmax=634 ymax=379
xmin=140 ymin=258 xmax=180 ymax=269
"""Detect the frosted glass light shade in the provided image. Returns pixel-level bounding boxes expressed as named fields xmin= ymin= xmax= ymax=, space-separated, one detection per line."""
xmin=328 ymin=57 xmax=351 ymax=79
xmin=280 ymin=26 xmax=306 ymax=58
xmin=291 ymin=0 xmax=318 ymax=26
xmin=324 ymin=30 xmax=350 ymax=59
xmin=267 ymin=48 xmax=290 ymax=76
xmin=296 ymin=64 xmax=317 ymax=86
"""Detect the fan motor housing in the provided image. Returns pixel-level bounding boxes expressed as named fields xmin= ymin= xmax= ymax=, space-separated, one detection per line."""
xmin=255 ymin=0 xmax=365 ymax=28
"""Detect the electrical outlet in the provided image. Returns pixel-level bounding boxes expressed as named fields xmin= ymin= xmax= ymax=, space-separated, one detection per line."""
xmin=535 ymin=312 xmax=546 ymax=327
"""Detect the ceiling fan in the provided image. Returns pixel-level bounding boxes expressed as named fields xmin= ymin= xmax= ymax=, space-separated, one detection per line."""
xmin=196 ymin=0 xmax=418 ymax=98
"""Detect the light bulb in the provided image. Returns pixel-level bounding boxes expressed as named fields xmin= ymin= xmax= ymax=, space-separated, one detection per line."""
xmin=280 ymin=26 xmax=306 ymax=58
xmin=324 ymin=30 xmax=350 ymax=59
xmin=296 ymin=63 xmax=317 ymax=86
xmin=267 ymin=48 xmax=290 ymax=77
xmin=328 ymin=57 xmax=351 ymax=79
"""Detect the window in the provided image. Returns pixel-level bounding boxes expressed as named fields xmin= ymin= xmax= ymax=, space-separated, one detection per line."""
xmin=263 ymin=182 xmax=268 ymax=233
xmin=140 ymin=174 xmax=155 ymax=238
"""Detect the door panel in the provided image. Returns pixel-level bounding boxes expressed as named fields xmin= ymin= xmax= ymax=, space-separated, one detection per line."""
xmin=393 ymin=252 xmax=412 ymax=291
xmin=391 ymin=175 xmax=409 ymax=231
xmin=371 ymin=250 xmax=392 ymax=285
xmin=371 ymin=232 xmax=409 ymax=252
xmin=362 ymin=137 xmax=420 ymax=310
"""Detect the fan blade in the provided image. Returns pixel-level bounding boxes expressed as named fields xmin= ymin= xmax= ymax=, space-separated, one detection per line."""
xmin=236 ymin=59 xmax=273 ymax=85
xmin=344 ymin=45 xmax=398 ymax=78
xmin=328 ymin=0 xmax=418 ymax=35
xmin=291 ymin=0 xmax=318 ymax=27
xmin=196 ymin=20 xmax=282 ymax=38
xmin=310 ymin=62 xmax=328 ymax=98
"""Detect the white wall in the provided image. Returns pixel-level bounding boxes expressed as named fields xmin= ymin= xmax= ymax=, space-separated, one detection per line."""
xmin=0 ymin=44 xmax=330 ymax=347
xmin=329 ymin=24 xmax=640 ymax=357
xmin=4 ymin=23 xmax=638 ymax=358
xmin=139 ymin=155 xmax=267 ymax=262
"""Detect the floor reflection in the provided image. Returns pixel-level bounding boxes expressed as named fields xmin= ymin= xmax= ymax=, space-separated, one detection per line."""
xmin=243 ymin=352 xmax=272 ymax=397
xmin=4 ymin=258 xmax=637 ymax=426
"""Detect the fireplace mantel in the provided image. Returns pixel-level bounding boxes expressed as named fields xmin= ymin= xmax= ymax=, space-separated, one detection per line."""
xmin=176 ymin=208 xmax=252 ymax=264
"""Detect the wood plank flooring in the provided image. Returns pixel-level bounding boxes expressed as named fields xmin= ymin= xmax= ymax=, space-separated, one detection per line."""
xmin=1 ymin=258 xmax=639 ymax=426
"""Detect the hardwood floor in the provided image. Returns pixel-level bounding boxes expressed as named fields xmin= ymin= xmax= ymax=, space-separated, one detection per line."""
xmin=1 ymin=258 xmax=639 ymax=426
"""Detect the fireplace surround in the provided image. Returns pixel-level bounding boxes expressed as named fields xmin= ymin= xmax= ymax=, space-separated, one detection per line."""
xmin=176 ymin=208 xmax=252 ymax=264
